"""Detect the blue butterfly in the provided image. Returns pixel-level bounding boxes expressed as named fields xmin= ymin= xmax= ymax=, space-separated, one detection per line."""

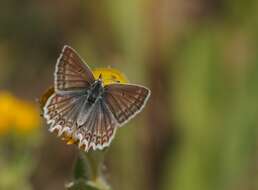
xmin=43 ymin=46 xmax=150 ymax=151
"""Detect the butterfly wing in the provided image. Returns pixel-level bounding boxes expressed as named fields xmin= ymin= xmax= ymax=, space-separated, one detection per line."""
xmin=45 ymin=45 xmax=150 ymax=151
xmin=75 ymin=99 xmax=118 ymax=151
xmin=55 ymin=45 xmax=95 ymax=94
xmin=43 ymin=91 xmax=86 ymax=136
xmin=103 ymin=83 xmax=150 ymax=125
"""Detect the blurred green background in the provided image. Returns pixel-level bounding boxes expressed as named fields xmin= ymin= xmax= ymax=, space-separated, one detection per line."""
xmin=0 ymin=0 xmax=258 ymax=190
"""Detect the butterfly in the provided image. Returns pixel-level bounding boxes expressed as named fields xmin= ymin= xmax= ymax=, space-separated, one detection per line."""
xmin=43 ymin=45 xmax=150 ymax=151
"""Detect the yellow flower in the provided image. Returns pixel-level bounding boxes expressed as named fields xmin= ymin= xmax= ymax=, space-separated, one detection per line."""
xmin=0 ymin=91 xmax=40 ymax=135
xmin=38 ymin=87 xmax=55 ymax=112
xmin=92 ymin=67 xmax=128 ymax=85
xmin=39 ymin=67 xmax=128 ymax=147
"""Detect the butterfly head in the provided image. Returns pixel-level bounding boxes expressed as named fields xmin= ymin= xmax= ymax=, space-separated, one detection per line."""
xmin=98 ymin=73 xmax=102 ymax=79
xmin=96 ymin=73 xmax=104 ymax=86
xmin=98 ymin=73 xmax=103 ymax=81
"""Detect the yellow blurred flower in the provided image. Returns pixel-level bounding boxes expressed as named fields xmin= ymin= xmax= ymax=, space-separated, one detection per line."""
xmin=0 ymin=92 xmax=13 ymax=135
xmin=0 ymin=91 xmax=40 ymax=135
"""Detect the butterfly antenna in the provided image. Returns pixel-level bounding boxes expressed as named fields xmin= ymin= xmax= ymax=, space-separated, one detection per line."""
xmin=99 ymin=73 xmax=103 ymax=80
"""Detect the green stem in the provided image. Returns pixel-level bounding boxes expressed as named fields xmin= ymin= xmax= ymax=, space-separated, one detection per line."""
xmin=68 ymin=150 xmax=111 ymax=190
xmin=83 ymin=151 xmax=110 ymax=189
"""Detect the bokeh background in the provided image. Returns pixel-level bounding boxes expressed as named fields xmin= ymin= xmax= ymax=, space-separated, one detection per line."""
xmin=0 ymin=0 xmax=258 ymax=190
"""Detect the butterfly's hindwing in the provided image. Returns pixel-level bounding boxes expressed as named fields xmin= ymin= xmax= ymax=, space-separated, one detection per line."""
xmin=75 ymin=99 xmax=117 ymax=151
xmin=55 ymin=46 xmax=95 ymax=93
xmin=103 ymin=84 xmax=150 ymax=125
xmin=43 ymin=92 xmax=85 ymax=136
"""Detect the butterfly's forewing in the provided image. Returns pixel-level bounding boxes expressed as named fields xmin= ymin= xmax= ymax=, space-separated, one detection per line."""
xmin=44 ymin=45 xmax=95 ymax=138
xmin=103 ymin=83 xmax=150 ymax=125
xmin=55 ymin=45 xmax=95 ymax=93
xmin=43 ymin=91 xmax=86 ymax=136
xmin=75 ymin=99 xmax=118 ymax=151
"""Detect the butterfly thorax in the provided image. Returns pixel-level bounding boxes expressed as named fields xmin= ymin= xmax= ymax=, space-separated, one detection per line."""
xmin=87 ymin=80 xmax=104 ymax=105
